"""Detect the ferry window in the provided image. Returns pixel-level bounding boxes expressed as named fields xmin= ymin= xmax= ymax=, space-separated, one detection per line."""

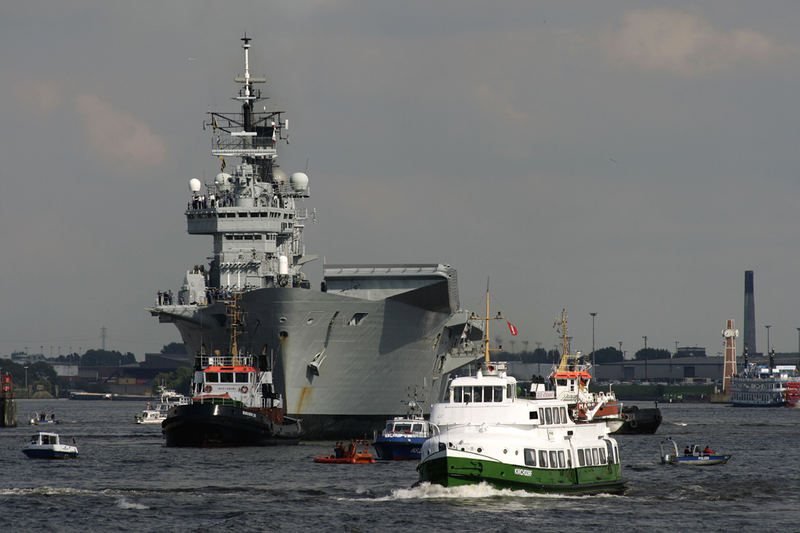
xmin=566 ymin=451 xmax=572 ymax=468
xmin=507 ymin=384 xmax=515 ymax=399
xmin=493 ymin=386 xmax=503 ymax=402
xmin=205 ymin=372 xmax=218 ymax=383
xmin=524 ymin=449 xmax=536 ymax=466
xmin=578 ymin=449 xmax=586 ymax=466
xmin=544 ymin=408 xmax=552 ymax=425
xmin=385 ymin=422 xmax=393 ymax=432
xmin=598 ymin=448 xmax=606 ymax=464
xmin=592 ymin=449 xmax=600 ymax=465
xmin=220 ymin=372 xmax=234 ymax=383
xmin=549 ymin=451 xmax=558 ymax=468
xmin=529 ymin=411 xmax=538 ymax=420
xmin=473 ymin=387 xmax=483 ymax=403
xmin=539 ymin=409 xmax=545 ymax=423
xmin=539 ymin=450 xmax=548 ymax=467
xmin=453 ymin=387 xmax=462 ymax=403
xmin=464 ymin=390 xmax=472 ymax=403
xmin=412 ymin=424 xmax=423 ymax=432
xmin=558 ymin=451 xmax=566 ymax=468
xmin=395 ymin=424 xmax=412 ymax=432
xmin=605 ymin=441 xmax=615 ymax=463
xmin=557 ymin=379 xmax=567 ymax=386
xmin=235 ymin=373 xmax=249 ymax=383
xmin=561 ymin=407 xmax=567 ymax=422
xmin=483 ymin=386 xmax=493 ymax=402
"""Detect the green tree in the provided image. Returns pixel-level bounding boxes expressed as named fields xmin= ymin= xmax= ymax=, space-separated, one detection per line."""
xmin=152 ymin=366 xmax=193 ymax=395
xmin=594 ymin=346 xmax=624 ymax=363
xmin=634 ymin=348 xmax=672 ymax=360
xmin=160 ymin=342 xmax=186 ymax=355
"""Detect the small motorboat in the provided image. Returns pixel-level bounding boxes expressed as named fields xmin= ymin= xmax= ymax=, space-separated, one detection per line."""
xmin=29 ymin=411 xmax=60 ymax=425
xmin=314 ymin=439 xmax=375 ymax=464
xmin=660 ymin=437 xmax=730 ymax=466
xmin=23 ymin=432 xmax=78 ymax=459
xmin=373 ymin=398 xmax=433 ymax=460
xmin=135 ymin=386 xmax=189 ymax=424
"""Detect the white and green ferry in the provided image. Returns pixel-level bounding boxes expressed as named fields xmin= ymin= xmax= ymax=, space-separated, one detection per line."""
xmin=416 ymin=291 xmax=625 ymax=495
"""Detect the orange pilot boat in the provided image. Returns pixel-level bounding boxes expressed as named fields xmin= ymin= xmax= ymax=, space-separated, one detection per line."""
xmin=314 ymin=439 xmax=375 ymax=464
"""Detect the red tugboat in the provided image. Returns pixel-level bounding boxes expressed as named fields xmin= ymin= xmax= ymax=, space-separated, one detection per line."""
xmin=162 ymin=294 xmax=303 ymax=446
xmin=314 ymin=439 xmax=375 ymax=464
xmin=546 ymin=310 xmax=625 ymax=432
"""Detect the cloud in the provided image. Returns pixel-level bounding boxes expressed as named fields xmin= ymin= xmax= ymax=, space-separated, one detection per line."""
xmin=12 ymin=77 xmax=62 ymax=115
xmin=74 ymin=93 xmax=167 ymax=167
xmin=607 ymin=8 xmax=784 ymax=76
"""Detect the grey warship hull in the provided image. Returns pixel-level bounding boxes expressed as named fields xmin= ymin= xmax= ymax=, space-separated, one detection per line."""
xmin=155 ymin=266 xmax=479 ymax=438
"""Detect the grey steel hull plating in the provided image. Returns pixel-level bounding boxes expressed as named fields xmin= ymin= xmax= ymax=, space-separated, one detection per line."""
xmin=155 ymin=286 xmax=477 ymax=439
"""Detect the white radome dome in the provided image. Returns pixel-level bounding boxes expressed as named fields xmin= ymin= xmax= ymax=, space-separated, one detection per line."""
xmin=189 ymin=178 xmax=202 ymax=192
xmin=290 ymin=172 xmax=309 ymax=192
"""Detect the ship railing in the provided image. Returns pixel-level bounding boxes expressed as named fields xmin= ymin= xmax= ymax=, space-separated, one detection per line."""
xmin=199 ymin=354 xmax=255 ymax=367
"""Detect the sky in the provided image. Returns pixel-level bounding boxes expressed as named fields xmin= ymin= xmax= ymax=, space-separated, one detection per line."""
xmin=2 ymin=1 xmax=800 ymax=360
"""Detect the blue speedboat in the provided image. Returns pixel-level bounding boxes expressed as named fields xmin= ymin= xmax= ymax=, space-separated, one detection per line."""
xmin=22 ymin=432 xmax=78 ymax=459
xmin=660 ymin=438 xmax=730 ymax=466
xmin=373 ymin=400 xmax=433 ymax=460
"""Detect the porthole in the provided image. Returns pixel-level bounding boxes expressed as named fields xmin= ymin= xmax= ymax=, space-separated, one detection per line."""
xmin=306 ymin=318 xmax=314 ymax=325
xmin=279 ymin=316 xmax=287 ymax=323
xmin=279 ymin=331 xmax=288 ymax=340
xmin=503 ymin=449 xmax=507 ymax=454
xmin=477 ymin=447 xmax=482 ymax=453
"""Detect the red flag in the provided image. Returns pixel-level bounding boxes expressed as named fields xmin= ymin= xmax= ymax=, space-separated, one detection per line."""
xmin=507 ymin=322 xmax=518 ymax=336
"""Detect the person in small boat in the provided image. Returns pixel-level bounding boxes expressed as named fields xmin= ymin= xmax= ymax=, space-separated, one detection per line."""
xmin=684 ymin=446 xmax=691 ymax=456
xmin=334 ymin=442 xmax=344 ymax=458
xmin=39 ymin=412 xmax=46 ymax=422
xmin=703 ymin=445 xmax=714 ymax=456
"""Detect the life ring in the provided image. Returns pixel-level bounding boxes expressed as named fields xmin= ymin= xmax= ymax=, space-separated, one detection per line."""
xmin=240 ymin=386 xmax=249 ymax=393
xmin=204 ymin=385 xmax=212 ymax=393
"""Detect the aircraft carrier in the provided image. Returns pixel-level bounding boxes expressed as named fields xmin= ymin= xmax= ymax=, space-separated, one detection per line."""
xmin=149 ymin=36 xmax=481 ymax=438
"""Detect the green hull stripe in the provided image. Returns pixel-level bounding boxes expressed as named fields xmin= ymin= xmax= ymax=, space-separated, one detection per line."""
xmin=418 ymin=455 xmax=624 ymax=494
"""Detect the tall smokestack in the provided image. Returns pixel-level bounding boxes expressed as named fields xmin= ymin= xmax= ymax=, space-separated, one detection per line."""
xmin=744 ymin=270 xmax=756 ymax=355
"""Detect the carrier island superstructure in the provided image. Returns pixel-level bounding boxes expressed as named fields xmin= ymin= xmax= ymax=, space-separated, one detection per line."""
xmin=149 ymin=36 xmax=481 ymax=438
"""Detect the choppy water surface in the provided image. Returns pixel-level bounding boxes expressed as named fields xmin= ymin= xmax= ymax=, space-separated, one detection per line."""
xmin=1 ymin=400 xmax=797 ymax=532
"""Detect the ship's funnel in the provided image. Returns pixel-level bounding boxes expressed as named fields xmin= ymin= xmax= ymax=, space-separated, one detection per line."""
xmin=279 ymin=255 xmax=289 ymax=275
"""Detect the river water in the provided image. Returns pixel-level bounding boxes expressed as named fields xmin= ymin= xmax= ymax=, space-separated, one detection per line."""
xmin=0 ymin=400 xmax=797 ymax=532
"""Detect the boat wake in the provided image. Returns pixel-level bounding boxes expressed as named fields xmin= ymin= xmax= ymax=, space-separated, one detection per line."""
xmin=115 ymin=496 xmax=149 ymax=510
xmin=353 ymin=482 xmax=622 ymax=502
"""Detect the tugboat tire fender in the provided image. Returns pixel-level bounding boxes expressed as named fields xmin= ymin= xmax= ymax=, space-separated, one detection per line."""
xmin=628 ymin=418 xmax=638 ymax=429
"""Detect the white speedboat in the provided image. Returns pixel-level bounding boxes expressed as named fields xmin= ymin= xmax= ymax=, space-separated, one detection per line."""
xmin=22 ymin=432 xmax=78 ymax=459
xmin=417 ymin=289 xmax=625 ymax=495
xmin=135 ymin=387 xmax=189 ymax=424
